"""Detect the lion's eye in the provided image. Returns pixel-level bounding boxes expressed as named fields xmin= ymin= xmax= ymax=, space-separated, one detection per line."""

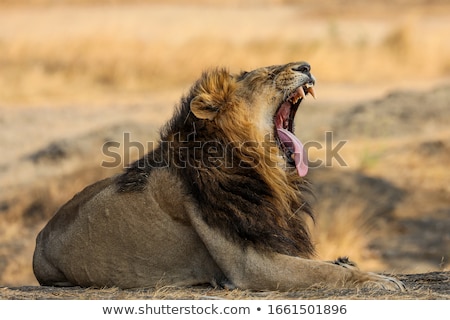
xmin=237 ymin=71 xmax=250 ymax=81
xmin=292 ymin=65 xmax=310 ymax=74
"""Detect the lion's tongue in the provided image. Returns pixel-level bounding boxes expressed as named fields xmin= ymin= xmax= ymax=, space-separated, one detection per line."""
xmin=277 ymin=128 xmax=308 ymax=177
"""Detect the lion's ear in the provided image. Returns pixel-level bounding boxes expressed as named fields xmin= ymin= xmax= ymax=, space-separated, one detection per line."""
xmin=190 ymin=95 xmax=220 ymax=120
xmin=189 ymin=69 xmax=236 ymax=121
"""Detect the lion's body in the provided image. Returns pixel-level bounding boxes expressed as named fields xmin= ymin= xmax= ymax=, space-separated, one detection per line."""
xmin=33 ymin=172 xmax=225 ymax=288
xmin=33 ymin=62 xmax=405 ymax=291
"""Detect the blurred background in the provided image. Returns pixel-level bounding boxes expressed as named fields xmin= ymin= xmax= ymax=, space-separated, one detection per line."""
xmin=1 ymin=0 xmax=449 ymax=286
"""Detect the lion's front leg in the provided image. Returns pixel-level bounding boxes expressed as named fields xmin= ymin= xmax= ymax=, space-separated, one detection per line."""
xmin=236 ymin=250 xmax=405 ymax=291
xmin=186 ymin=203 xmax=405 ymax=291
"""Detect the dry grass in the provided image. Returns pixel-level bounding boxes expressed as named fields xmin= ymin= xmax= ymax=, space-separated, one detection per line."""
xmin=2 ymin=272 xmax=449 ymax=299
xmin=2 ymin=28 xmax=449 ymax=103
xmin=0 ymin=2 xmax=449 ymax=105
xmin=312 ymin=201 xmax=386 ymax=271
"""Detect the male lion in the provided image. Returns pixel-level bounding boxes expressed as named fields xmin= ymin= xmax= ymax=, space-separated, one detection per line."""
xmin=33 ymin=62 xmax=405 ymax=291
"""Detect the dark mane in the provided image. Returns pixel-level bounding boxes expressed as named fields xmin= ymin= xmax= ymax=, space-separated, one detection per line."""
xmin=117 ymin=71 xmax=315 ymax=258
xmin=116 ymin=87 xmax=195 ymax=191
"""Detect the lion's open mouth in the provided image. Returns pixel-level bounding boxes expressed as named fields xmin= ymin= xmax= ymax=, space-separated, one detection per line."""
xmin=274 ymin=83 xmax=315 ymax=177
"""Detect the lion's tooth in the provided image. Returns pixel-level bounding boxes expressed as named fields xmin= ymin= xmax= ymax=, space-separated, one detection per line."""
xmin=288 ymin=92 xmax=295 ymax=103
xmin=307 ymin=86 xmax=316 ymax=99
xmin=299 ymin=87 xmax=306 ymax=99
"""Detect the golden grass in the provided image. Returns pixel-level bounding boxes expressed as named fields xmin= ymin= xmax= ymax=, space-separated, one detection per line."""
xmin=312 ymin=200 xmax=386 ymax=271
xmin=0 ymin=3 xmax=449 ymax=105
xmin=3 ymin=30 xmax=449 ymax=100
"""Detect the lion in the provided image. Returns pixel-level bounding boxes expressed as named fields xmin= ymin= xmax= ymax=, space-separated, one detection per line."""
xmin=33 ymin=62 xmax=405 ymax=291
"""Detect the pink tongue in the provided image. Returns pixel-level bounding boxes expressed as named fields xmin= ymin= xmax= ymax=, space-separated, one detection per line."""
xmin=277 ymin=128 xmax=308 ymax=177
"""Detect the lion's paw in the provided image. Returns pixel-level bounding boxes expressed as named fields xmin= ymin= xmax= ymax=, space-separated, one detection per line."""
xmin=361 ymin=272 xmax=406 ymax=292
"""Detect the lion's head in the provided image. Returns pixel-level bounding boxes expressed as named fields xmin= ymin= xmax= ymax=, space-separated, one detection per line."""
xmin=120 ymin=62 xmax=317 ymax=257
xmin=189 ymin=62 xmax=315 ymax=178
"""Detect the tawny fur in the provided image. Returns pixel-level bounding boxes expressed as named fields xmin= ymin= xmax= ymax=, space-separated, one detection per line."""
xmin=33 ymin=62 xmax=405 ymax=291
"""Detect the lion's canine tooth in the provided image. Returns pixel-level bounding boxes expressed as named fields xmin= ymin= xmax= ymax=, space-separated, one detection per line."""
xmin=299 ymin=87 xmax=306 ymax=99
xmin=307 ymin=86 xmax=316 ymax=99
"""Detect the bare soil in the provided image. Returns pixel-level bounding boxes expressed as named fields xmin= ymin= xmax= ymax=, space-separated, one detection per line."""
xmin=1 ymin=272 xmax=448 ymax=300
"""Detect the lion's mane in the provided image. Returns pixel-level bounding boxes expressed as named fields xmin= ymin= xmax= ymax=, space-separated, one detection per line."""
xmin=117 ymin=68 xmax=315 ymax=257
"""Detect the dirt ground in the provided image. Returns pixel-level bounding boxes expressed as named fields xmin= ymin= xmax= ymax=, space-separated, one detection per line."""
xmin=1 ymin=272 xmax=449 ymax=300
